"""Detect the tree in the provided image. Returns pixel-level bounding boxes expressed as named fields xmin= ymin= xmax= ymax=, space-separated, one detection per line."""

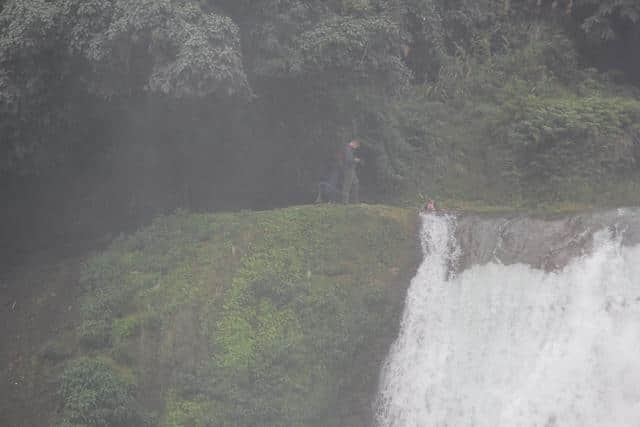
xmin=0 ymin=0 xmax=249 ymax=174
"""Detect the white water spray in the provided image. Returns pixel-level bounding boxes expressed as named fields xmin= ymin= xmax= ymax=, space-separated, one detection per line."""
xmin=376 ymin=214 xmax=640 ymax=427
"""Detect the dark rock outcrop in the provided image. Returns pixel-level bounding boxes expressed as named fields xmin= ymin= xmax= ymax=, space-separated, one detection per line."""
xmin=454 ymin=208 xmax=640 ymax=272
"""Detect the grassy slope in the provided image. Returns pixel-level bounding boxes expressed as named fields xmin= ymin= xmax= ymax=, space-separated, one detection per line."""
xmin=1 ymin=205 xmax=420 ymax=427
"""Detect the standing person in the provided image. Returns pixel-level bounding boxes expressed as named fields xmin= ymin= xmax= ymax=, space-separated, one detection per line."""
xmin=340 ymin=139 xmax=361 ymax=204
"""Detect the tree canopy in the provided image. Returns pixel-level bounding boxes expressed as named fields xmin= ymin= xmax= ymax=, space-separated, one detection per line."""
xmin=0 ymin=0 xmax=249 ymax=173
xmin=2 ymin=0 xmax=640 ymax=252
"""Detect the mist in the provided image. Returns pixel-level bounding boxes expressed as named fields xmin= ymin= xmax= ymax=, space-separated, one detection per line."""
xmin=2 ymin=1 xmax=640 ymax=426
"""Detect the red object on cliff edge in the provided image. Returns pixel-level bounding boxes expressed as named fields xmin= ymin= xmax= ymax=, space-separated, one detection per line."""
xmin=424 ymin=199 xmax=436 ymax=212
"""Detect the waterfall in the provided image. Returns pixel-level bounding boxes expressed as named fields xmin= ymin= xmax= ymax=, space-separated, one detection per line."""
xmin=376 ymin=213 xmax=640 ymax=427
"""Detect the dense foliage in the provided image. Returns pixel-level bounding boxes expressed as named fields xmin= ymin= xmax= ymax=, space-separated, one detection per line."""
xmin=2 ymin=0 xmax=640 ymax=248
xmin=0 ymin=0 xmax=247 ymax=172
xmin=58 ymin=357 xmax=141 ymax=426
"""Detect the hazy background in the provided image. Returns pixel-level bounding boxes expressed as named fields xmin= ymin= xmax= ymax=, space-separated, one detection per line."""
xmin=3 ymin=0 xmax=640 ymax=263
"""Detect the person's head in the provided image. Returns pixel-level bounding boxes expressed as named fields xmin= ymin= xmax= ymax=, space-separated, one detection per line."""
xmin=349 ymin=139 xmax=360 ymax=149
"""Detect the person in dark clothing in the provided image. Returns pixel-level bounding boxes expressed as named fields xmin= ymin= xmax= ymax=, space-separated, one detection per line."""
xmin=340 ymin=139 xmax=361 ymax=204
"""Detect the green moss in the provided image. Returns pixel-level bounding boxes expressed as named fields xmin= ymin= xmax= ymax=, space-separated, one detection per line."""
xmin=71 ymin=205 xmax=419 ymax=427
xmin=192 ymin=205 xmax=418 ymax=426
xmin=111 ymin=314 xmax=147 ymax=343
xmin=163 ymin=392 xmax=212 ymax=427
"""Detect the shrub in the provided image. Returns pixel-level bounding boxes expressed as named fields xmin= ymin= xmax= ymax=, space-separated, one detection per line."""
xmin=58 ymin=358 xmax=140 ymax=427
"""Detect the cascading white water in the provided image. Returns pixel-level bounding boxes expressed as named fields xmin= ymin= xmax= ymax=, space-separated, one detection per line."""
xmin=376 ymin=214 xmax=640 ymax=427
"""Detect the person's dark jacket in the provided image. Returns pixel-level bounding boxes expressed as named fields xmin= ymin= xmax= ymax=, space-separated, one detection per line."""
xmin=341 ymin=144 xmax=357 ymax=170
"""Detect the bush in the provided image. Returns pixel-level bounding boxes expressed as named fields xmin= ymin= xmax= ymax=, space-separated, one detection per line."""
xmin=58 ymin=358 xmax=141 ymax=427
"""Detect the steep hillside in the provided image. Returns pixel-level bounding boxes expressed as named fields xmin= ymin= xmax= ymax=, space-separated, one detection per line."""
xmin=0 ymin=205 xmax=420 ymax=427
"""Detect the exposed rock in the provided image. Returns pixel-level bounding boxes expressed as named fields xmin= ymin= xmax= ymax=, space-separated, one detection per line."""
xmin=454 ymin=207 xmax=640 ymax=271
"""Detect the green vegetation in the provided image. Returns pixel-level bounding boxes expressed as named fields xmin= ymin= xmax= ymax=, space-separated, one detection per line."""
xmin=4 ymin=2 xmax=640 ymax=425
xmin=387 ymin=83 xmax=640 ymax=206
xmin=365 ymin=1 xmax=640 ymax=206
xmin=4 ymin=0 xmax=640 ymax=251
xmin=4 ymin=1 xmax=640 ymax=420
xmin=52 ymin=205 xmax=419 ymax=426
xmin=58 ymin=357 xmax=141 ymax=426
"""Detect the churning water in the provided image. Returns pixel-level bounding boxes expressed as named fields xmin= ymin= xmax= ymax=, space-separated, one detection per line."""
xmin=376 ymin=214 xmax=640 ymax=427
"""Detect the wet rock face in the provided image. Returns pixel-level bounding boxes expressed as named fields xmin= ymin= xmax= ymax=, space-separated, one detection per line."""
xmin=453 ymin=208 xmax=640 ymax=271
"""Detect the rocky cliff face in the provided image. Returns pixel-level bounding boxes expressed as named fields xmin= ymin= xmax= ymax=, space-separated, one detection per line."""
xmin=454 ymin=208 xmax=640 ymax=272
